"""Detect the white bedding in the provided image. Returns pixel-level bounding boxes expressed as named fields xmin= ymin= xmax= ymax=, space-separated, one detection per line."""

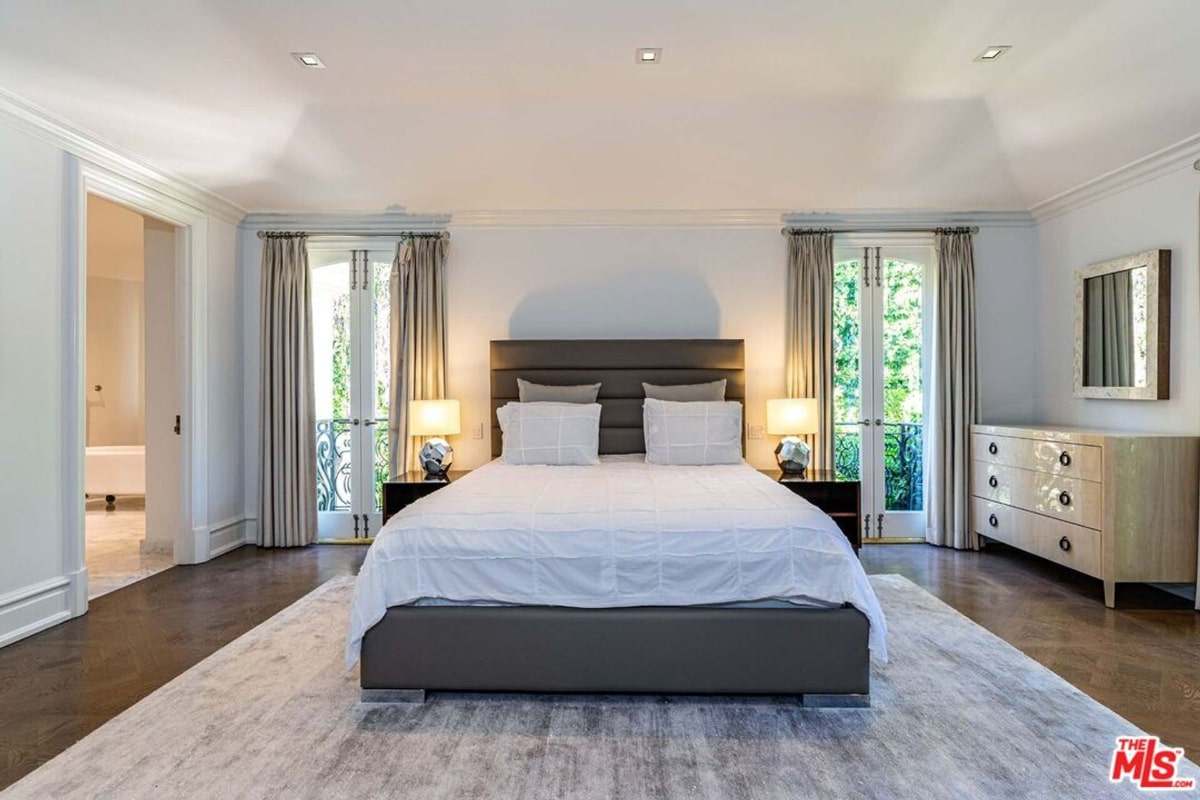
xmin=346 ymin=456 xmax=888 ymax=667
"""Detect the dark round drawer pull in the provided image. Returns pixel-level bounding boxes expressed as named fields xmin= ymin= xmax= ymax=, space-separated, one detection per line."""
xmin=988 ymin=442 xmax=998 ymax=455
xmin=1059 ymin=536 xmax=1071 ymax=552
xmin=1058 ymin=491 xmax=1071 ymax=506
xmin=988 ymin=475 xmax=998 ymax=488
xmin=988 ymin=513 xmax=998 ymax=528
xmin=1059 ymin=451 xmax=1071 ymax=467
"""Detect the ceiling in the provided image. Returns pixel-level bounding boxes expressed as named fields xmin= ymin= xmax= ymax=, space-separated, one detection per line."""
xmin=1 ymin=0 xmax=1198 ymax=214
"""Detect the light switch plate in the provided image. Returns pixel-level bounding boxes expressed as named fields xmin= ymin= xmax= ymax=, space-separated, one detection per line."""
xmin=472 ymin=422 xmax=484 ymax=439
xmin=747 ymin=424 xmax=765 ymax=440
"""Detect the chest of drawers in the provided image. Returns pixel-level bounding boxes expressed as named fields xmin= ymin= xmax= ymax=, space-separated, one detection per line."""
xmin=971 ymin=424 xmax=1200 ymax=607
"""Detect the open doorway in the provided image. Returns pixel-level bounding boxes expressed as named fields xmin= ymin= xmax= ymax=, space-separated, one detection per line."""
xmin=83 ymin=195 xmax=181 ymax=598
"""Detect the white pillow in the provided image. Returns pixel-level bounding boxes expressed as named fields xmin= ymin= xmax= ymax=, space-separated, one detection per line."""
xmin=497 ymin=402 xmax=602 ymax=466
xmin=643 ymin=398 xmax=743 ymax=466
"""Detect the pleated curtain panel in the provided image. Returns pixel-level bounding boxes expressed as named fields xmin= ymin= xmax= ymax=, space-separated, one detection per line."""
xmin=258 ymin=233 xmax=318 ymax=547
xmin=389 ymin=234 xmax=450 ymax=476
xmin=1086 ymin=270 xmax=1134 ymax=386
xmin=926 ymin=230 xmax=980 ymax=550
xmin=784 ymin=231 xmax=836 ymax=472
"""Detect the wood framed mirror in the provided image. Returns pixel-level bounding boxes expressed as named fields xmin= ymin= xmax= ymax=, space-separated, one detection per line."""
xmin=1073 ymin=248 xmax=1170 ymax=400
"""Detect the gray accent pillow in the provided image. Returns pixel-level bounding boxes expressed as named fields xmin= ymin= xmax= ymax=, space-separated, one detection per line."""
xmin=517 ymin=378 xmax=601 ymax=403
xmin=642 ymin=379 xmax=727 ymax=402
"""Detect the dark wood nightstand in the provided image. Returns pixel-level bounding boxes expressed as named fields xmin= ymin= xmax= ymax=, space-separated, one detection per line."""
xmin=382 ymin=471 xmax=470 ymax=525
xmin=760 ymin=469 xmax=862 ymax=553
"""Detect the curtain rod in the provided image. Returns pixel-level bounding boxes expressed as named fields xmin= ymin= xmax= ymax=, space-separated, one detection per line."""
xmin=780 ymin=225 xmax=977 ymax=236
xmin=256 ymin=230 xmax=450 ymax=240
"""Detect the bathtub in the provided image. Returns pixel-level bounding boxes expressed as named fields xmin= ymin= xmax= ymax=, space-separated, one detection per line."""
xmin=85 ymin=445 xmax=145 ymax=508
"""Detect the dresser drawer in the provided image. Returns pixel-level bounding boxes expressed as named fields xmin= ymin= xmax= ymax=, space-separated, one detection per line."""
xmin=972 ymin=433 xmax=1102 ymax=483
xmin=971 ymin=461 xmax=1102 ymax=530
xmin=972 ymin=498 xmax=1102 ymax=578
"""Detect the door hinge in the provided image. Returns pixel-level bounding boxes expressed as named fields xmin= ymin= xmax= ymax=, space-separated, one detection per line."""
xmin=873 ymin=246 xmax=882 ymax=285
xmin=353 ymin=513 xmax=360 ymax=537
xmin=877 ymin=513 xmax=884 ymax=537
xmin=174 ymin=414 xmax=181 ymax=435
xmin=362 ymin=516 xmax=370 ymax=538
xmin=864 ymin=515 xmax=871 ymax=538
xmin=862 ymin=248 xmax=871 ymax=287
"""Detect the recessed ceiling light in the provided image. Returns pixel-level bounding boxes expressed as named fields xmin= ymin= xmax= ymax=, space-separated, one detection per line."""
xmin=975 ymin=45 xmax=1011 ymax=62
xmin=636 ymin=48 xmax=662 ymax=64
xmin=292 ymin=52 xmax=326 ymax=69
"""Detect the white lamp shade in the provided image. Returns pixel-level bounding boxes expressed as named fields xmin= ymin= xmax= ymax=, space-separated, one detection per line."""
xmin=408 ymin=399 xmax=461 ymax=437
xmin=766 ymin=398 xmax=819 ymax=435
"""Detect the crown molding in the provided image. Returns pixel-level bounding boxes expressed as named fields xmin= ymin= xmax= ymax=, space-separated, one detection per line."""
xmin=447 ymin=208 xmax=785 ymax=228
xmin=0 ymin=88 xmax=245 ymax=225
xmin=240 ymin=210 xmax=452 ymax=234
xmin=1029 ymin=131 xmax=1200 ymax=222
xmin=782 ymin=209 xmax=1034 ymax=229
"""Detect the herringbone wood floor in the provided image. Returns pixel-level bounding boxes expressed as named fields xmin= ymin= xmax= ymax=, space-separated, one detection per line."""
xmin=0 ymin=542 xmax=1196 ymax=790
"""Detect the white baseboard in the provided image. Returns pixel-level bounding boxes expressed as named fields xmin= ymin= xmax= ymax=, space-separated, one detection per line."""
xmin=0 ymin=576 xmax=73 ymax=648
xmin=208 ymin=516 xmax=251 ymax=558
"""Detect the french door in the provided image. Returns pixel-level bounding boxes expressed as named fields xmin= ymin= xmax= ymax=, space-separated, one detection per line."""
xmin=309 ymin=249 xmax=393 ymax=541
xmin=833 ymin=245 xmax=932 ymax=541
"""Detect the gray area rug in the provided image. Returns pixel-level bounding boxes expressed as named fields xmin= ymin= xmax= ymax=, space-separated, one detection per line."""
xmin=5 ymin=575 xmax=1196 ymax=799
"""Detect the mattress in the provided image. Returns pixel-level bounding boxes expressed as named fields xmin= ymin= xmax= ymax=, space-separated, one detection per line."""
xmin=346 ymin=455 xmax=888 ymax=666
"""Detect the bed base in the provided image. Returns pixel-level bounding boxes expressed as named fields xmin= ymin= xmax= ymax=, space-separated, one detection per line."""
xmin=360 ymin=604 xmax=870 ymax=705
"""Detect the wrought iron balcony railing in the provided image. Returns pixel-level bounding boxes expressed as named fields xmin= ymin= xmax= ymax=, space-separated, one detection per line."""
xmin=315 ymin=417 xmax=390 ymax=512
xmin=833 ymin=421 xmax=924 ymax=512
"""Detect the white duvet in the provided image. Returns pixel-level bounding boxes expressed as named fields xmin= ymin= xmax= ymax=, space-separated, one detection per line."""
xmin=346 ymin=456 xmax=888 ymax=667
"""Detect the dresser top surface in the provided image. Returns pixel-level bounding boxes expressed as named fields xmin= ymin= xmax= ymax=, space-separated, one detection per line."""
xmin=974 ymin=423 xmax=1199 ymax=443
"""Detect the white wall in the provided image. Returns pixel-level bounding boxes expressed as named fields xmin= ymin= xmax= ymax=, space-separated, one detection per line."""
xmin=240 ymin=219 xmax=1039 ymax=524
xmin=85 ymin=277 xmax=145 ymax=446
xmin=1034 ymin=167 xmax=1200 ymax=432
xmin=0 ymin=115 xmax=246 ymax=648
xmin=143 ymin=217 xmax=179 ymax=553
xmin=85 ymin=195 xmax=146 ymax=447
xmin=205 ymin=216 xmax=246 ymax=554
xmin=0 ymin=123 xmax=72 ymax=645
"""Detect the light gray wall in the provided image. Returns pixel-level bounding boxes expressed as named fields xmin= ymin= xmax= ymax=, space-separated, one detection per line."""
xmin=0 ymin=122 xmax=71 ymax=645
xmin=240 ymin=219 xmax=1039 ymax=525
xmin=0 ymin=117 xmax=246 ymax=648
xmin=1033 ymin=167 xmax=1200 ymax=432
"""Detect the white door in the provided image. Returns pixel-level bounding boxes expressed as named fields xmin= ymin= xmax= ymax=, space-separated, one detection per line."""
xmin=310 ymin=249 xmax=393 ymax=540
xmin=833 ymin=245 xmax=932 ymax=541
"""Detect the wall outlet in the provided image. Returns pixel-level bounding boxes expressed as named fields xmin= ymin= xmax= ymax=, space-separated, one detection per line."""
xmin=747 ymin=424 xmax=765 ymax=440
xmin=472 ymin=421 xmax=484 ymax=439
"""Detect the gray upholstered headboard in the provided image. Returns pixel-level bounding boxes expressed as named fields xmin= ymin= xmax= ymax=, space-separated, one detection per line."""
xmin=490 ymin=339 xmax=746 ymax=457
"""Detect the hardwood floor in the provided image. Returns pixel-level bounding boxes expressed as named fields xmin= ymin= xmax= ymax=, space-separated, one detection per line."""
xmin=0 ymin=545 xmax=366 ymax=790
xmin=861 ymin=543 xmax=1200 ymax=758
xmin=0 ymin=541 xmax=1197 ymax=790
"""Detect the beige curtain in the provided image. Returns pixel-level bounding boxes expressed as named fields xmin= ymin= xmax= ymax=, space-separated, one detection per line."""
xmin=785 ymin=232 xmax=836 ymax=471
xmin=1085 ymin=270 xmax=1134 ymax=386
xmin=389 ymin=234 xmax=450 ymax=476
xmin=258 ymin=233 xmax=318 ymax=547
xmin=926 ymin=230 xmax=979 ymax=550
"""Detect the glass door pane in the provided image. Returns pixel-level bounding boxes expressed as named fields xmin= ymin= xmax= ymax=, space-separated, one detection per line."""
xmin=874 ymin=249 xmax=928 ymax=539
xmin=311 ymin=256 xmax=356 ymax=539
xmin=359 ymin=258 xmax=393 ymax=537
xmin=833 ymin=254 xmax=866 ymax=483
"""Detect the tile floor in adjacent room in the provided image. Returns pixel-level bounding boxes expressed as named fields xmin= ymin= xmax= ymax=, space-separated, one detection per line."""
xmin=85 ymin=497 xmax=174 ymax=599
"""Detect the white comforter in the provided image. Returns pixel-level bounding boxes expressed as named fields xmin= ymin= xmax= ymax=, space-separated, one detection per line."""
xmin=346 ymin=456 xmax=888 ymax=667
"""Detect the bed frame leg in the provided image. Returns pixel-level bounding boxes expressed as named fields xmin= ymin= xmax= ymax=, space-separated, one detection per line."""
xmin=801 ymin=693 xmax=870 ymax=708
xmin=361 ymin=689 xmax=426 ymax=704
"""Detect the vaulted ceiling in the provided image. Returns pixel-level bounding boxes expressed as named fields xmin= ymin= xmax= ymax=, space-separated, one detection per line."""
xmin=1 ymin=0 xmax=1198 ymax=213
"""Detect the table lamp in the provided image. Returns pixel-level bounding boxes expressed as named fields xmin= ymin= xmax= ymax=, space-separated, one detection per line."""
xmin=409 ymin=399 xmax=461 ymax=479
xmin=767 ymin=398 xmax=819 ymax=477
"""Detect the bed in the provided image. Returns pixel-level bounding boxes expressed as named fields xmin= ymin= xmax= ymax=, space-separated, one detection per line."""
xmin=349 ymin=339 xmax=885 ymax=706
